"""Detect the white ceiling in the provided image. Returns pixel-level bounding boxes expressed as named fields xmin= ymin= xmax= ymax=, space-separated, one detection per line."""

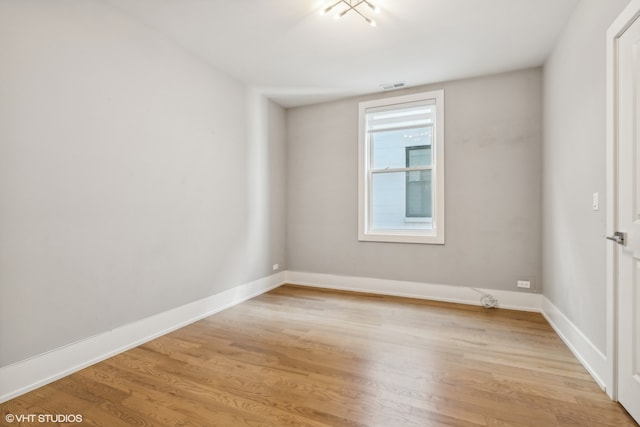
xmin=104 ymin=0 xmax=580 ymax=107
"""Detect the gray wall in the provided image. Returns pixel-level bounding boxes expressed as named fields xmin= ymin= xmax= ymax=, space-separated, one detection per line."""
xmin=542 ymin=0 xmax=630 ymax=354
xmin=287 ymin=68 xmax=542 ymax=291
xmin=3 ymin=0 xmax=625 ymax=372
xmin=0 ymin=1 xmax=286 ymax=367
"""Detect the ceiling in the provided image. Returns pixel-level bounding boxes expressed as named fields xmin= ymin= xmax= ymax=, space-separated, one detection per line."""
xmin=104 ymin=0 xmax=580 ymax=108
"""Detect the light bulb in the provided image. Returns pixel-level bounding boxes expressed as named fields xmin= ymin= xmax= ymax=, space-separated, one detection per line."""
xmin=365 ymin=1 xmax=380 ymax=13
xmin=322 ymin=0 xmax=343 ymax=16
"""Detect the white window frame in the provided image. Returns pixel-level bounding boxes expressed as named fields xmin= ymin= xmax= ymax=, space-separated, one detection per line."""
xmin=358 ymin=90 xmax=445 ymax=244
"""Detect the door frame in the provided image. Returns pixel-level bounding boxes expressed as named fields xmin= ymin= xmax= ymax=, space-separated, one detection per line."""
xmin=606 ymin=0 xmax=640 ymax=401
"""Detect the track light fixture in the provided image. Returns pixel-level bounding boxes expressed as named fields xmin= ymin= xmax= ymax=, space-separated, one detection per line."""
xmin=321 ymin=0 xmax=379 ymax=26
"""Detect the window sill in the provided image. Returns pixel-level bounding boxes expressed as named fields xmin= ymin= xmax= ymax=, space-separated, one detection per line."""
xmin=358 ymin=230 xmax=444 ymax=245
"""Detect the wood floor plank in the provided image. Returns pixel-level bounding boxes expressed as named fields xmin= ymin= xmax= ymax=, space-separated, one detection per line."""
xmin=1 ymin=285 xmax=636 ymax=426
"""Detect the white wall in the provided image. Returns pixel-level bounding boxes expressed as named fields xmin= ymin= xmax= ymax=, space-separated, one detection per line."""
xmin=287 ymin=68 xmax=542 ymax=292
xmin=0 ymin=0 xmax=286 ymax=367
xmin=543 ymin=0 xmax=630 ymax=354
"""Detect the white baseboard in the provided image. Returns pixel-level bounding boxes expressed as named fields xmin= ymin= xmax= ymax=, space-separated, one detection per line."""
xmin=285 ymin=271 xmax=542 ymax=312
xmin=540 ymin=297 xmax=607 ymax=390
xmin=0 ymin=270 xmax=609 ymax=404
xmin=0 ymin=272 xmax=285 ymax=404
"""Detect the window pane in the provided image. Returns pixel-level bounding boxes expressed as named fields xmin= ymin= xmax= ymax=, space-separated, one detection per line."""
xmin=371 ymin=127 xmax=432 ymax=170
xmin=407 ymin=145 xmax=429 ymax=167
xmin=406 ymin=170 xmax=432 ymax=218
xmin=371 ymin=171 xmax=433 ymax=231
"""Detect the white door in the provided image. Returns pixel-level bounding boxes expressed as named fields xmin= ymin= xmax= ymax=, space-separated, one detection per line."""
xmin=613 ymin=5 xmax=640 ymax=423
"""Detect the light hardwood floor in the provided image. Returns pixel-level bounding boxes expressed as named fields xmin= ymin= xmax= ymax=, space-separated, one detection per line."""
xmin=1 ymin=285 xmax=636 ymax=426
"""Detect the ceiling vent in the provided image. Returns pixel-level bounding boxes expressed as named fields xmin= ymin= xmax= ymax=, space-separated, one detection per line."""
xmin=381 ymin=82 xmax=405 ymax=91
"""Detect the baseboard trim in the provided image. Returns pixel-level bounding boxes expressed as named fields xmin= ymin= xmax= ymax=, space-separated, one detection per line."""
xmin=0 ymin=272 xmax=285 ymax=404
xmin=285 ymin=271 xmax=542 ymax=312
xmin=1 ymin=270 xmax=609 ymax=404
xmin=540 ymin=297 xmax=607 ymax=390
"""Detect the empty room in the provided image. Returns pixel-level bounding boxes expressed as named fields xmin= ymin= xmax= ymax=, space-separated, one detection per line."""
xmin=1 ymin=0 xmax=640 ymax=425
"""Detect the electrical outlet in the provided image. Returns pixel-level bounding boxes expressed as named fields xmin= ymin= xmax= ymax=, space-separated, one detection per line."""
xmin=517 ymin=280 xmax=531 ymax=289
xmin=272 ymin=264 xmax=279 ymax=271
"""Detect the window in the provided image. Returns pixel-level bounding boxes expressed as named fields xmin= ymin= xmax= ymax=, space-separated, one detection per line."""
xmin=358 ymin=90 xmax=444 ymax=244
